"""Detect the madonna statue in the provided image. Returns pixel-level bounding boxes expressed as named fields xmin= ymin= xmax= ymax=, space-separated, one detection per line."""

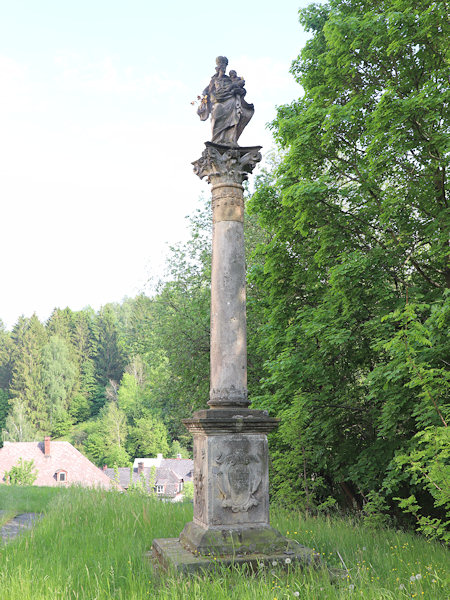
xmin=197 ymin=56 xmax=255 ymax=145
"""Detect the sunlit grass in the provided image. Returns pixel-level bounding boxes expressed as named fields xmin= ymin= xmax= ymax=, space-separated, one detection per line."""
xmin=0 ymin=487 xmax=448 ymax=599
xmin=0 ymin=485 xmax=64 ymax=513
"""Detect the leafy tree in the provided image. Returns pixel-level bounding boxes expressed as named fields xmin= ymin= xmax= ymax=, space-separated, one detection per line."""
xmin=170 ymin=439 xmax=190 ymax=459
xmin=4 ymin=458 xmax=37 ymax=485
xmin=84 ymin=401 xmax=130 ymax=467
xmin=183 ymin=481 xmax=194 ymax=501
xmin=148 ymin=201 xmax=212 ymax=439
xmin=103 ymin=444 xmax=130 ymax=468
xmin=127 ymin=416 xmax=169 ymax=459
xmin=46 ymin=307 xmax=74 ymax=341
xmin=2 ymin=401 xmax=37 ymax=442
xmin=248 ymin=0 xmax=449 ymax=522
xmin=117 ymin=372 xmax=140 ymax=416
xmin=137 ymin=197 xmax=268 ymax=444
xmin=101 ymin=401 xmax=128 ymax=451
xmin=124 ymin=295 xmax=155 ymax=358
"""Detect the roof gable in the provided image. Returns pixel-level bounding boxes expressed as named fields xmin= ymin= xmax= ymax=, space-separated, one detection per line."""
xmin=0 ymin=441 xmax=120 ymax=489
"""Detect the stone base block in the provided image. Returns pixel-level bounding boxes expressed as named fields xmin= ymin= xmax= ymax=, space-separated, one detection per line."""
xmin=151 ymin=537 xmax=320 ymax=575
xmin=179 ymin=521 xmax=289 ymax=556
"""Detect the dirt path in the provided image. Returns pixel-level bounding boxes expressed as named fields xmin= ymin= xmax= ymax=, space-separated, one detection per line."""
xmin=0 ymin=510 xmax=42 ymax=543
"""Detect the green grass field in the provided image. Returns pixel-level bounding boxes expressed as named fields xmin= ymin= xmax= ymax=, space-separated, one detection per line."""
xmin=0 ymin=487 xmax=447 ymax=599
xmin=0 ymin=484 xmax=64 ymax=514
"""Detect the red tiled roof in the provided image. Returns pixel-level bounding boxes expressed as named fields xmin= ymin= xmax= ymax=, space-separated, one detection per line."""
xmin=0 ymin=440 xmax=120 ymax=489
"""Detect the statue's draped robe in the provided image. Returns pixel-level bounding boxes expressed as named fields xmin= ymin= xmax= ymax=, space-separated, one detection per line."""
xmin=198 ymin=74 xmax=254 ymax=145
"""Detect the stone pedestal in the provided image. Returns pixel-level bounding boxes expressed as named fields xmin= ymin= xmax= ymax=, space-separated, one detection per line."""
xmin=179 ymin=408 xmax=287 ymax=556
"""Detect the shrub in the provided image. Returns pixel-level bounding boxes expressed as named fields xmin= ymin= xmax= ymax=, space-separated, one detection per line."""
xmin=4 ymin=458 xmax=38 ymax=486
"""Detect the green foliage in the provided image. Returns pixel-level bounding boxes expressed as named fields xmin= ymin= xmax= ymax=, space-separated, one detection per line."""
xmin=84 ymin=402 xmax=130 ymax=467
xmin=127 ymin=466 xmax=148 ymax=496
xmin=248 ymin=0 xmax=449 ymax=528
xmin=170 ymin=439 xmax=190 ymax=459
xmin=92 ymin=305 xmax=127 ymax=386
xmin=9 ymin=315 xmax=47 ymax=430
xmin=69 ymin=392 xmax=91 ymax=422
xmin=117 ymin=372 xmax=140 ymax=414
xmin=4 ymin=458 xmax=37 ymax=486
xmin=391 ymin=426 xmax=450 ymax=543
xmin=182 ymin=480 xmax=194 ymax=501
xmin=147 ymin=465 xmax=156 ymax=497
xmin=41 ymin=335 xmax=77 ymax=435
xmin=127 ymin=416 xmax=169 ymax=458
xmin=0 ymin=321 xmax=13 ymax=390
xmin=146 ymin=200 xmax=212 ymax=441
xmin=362 ymin=491 xmax=392 ymax=530
xmin=2 ymin=401 xmax=38 ymax=442
xmin=0 ymin=0 xmax=447 ymax=538
xmin=0 ymin=388 xmax=10 ymax=433
xmin=103 ymin=444 xmax=130 ymax=468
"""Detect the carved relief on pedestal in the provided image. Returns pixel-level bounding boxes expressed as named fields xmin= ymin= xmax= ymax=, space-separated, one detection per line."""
xmin=194 ymin=469 xmax=205 ymax=519
xmin=193 ymin=445 xmax=206 ymax=521
xmin=215 ymin=449 xmax=261 ymax=513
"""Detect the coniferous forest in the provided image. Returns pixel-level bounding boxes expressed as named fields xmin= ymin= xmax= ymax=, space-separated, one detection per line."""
xmin=1 ymin=0 xmax=448 ymax=544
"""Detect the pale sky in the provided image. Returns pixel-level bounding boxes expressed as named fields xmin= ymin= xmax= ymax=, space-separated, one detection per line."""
xmin=0 ymin=0 xmax=310 ymax=330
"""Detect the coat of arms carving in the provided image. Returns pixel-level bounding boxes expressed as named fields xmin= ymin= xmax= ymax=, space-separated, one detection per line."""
xmin=216 ymin=450 xmax=261 ymax=512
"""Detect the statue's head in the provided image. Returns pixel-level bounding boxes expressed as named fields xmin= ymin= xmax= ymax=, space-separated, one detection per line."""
xmin=215 ymin=56 xmax=228 ymax=73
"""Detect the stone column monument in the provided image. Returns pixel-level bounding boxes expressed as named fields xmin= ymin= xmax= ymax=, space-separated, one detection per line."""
xmin=152 ymin=57 xmax=316 ymax=572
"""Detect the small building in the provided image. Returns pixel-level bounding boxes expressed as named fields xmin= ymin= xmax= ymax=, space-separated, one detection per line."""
xmin=132 ymin=454 xmax=164 ymax=469
xmin=0 ymin=437 xmax=120 ymax=490
xmin=104 ymin=455 xmax=193 ymax=500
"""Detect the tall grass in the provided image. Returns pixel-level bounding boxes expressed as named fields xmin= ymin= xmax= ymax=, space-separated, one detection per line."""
xmin=0 ymin=485 xmax=64 ymax=513
xmin=0 ymin=487 xmax=447 ymax=599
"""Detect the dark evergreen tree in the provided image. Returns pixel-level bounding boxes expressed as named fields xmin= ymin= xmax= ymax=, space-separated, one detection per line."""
xmin=0 ymin=321 xmax=14 ymax=391
xmin=92 ymin=305 xmax=127 ymax=386
xmin=41 ymin=335 xmax=78 ymax=435
xmin=10 ymin=315 xmax=47 ymax=431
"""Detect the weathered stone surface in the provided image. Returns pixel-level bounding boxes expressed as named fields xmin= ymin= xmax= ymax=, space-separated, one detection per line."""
xmin=179 ymin=521 xmax=288 ymax=556
xmin=192 ymin=143 xmax=262 ymax=187
xmin=151 ymin=537 xmax=320 ymax=575
xmin=183 ymin=408 xmax=279 ymax=433
xmin=191 ymin=433 xmax=269 ymax=528
xmin=210 ymin=219 xmax=247 ymax=408
xmin=211 ymin=184 xmax=244 ymax=223
xmin=196 ymin=57 xmax=255 ymax=145
xmin=179 ymin=409 xmax=282 ymax=557
xmin=193 ymin=143 xmax=261 ymax=410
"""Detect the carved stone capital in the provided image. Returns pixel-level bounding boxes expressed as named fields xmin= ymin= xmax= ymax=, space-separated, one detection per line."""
xmin=192 ymin=142 xmax=262 ymax=186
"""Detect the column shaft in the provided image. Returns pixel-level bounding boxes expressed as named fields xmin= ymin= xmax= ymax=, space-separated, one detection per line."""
xmin=209 ymin=182 xmax=248 ymax=408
